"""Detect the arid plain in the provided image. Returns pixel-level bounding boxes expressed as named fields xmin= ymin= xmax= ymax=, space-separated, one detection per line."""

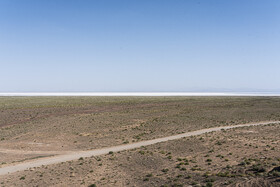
xmin=0 ymin=97 xmax=280 ymax=186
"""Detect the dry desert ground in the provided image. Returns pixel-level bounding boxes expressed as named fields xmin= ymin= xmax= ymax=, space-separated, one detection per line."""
xmin=0 ymin=96 xmax=280 ymax=186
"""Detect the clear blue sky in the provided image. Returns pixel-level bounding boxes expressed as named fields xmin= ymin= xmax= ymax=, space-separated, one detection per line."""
xmin=1 ymin=0 xmax=280 ymax=92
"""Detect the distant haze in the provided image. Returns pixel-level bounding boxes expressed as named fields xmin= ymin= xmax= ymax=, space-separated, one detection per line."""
xmin=1 ymin=0 xmax=280 ymax=92
xmin=1 ymin=92 xmax=280 ymax=97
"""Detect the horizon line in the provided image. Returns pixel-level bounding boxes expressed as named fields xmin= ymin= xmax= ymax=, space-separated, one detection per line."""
xmin=1 ymin=92 xmax=280 ymax=96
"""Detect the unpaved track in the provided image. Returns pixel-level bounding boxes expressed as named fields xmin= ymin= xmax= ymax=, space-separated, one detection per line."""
xmin=0 ymin=121 xmax=279 ymax=176
xmin=0 ymin=149 xmax=73 ymax=155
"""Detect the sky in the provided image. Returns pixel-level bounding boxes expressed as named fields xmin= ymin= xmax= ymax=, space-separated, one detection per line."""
xmin=0 ymin=0 xmax=280 ymax=92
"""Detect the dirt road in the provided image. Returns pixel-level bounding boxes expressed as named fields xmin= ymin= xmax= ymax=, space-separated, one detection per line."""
xmin=0 ymin=121 xmax=279 ymax=176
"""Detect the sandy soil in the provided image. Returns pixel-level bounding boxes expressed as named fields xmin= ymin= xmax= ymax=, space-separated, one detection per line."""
xmin=0 ymin=121 xmax=278 ymax=176
xmin=0 ymin=97 xmax=280 ymax=186
xmin=0 ymin=123 xmax=279 ymax=186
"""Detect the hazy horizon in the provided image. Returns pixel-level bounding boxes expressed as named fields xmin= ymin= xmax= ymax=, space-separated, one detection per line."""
xmin=1 ymin=92 xmax=280 ymax=97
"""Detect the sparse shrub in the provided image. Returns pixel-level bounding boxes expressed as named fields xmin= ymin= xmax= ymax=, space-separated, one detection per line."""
xmin=176 ymin=174 xmax=182 ymax=178
xmin=139 ymin=150 xmax=145 ymax=155
xmin=240 ymin=159 xmax=251 ymax=166
xmin=146 ymin=173 xmax=153 ymax=177
xmin=226 ymin=165 xmax=231 ymax=169
xmin=216 ymin=154 xmax=224 ymax=158
xmin=205 ymin=178 xmax=215 ymax=182
xmin=171 ymin=184 xmax=183 ymax=187
xmin=123 ymin=140 xmax=129 ymax=144
xmin=180 ymin=167 xmax=186 ymax=171
xmin=269 ymin=166 xmax=280 ymax=176
xmin=88 ymin=184 xmax=96 ymax=187
xmin=216 ymin=141 xmax=222 ymax=145
xmin=271 ymin=171 xmax=280 ymax=177
xmin=178 ymin=162 xmax=184 ymax=166
xmin=239 ymin=161 xmax=246 ymax=166
xmin=251 ymin=165 xmax=266 ymax=173
xmin=217 ymin=171 xmax=230 ymax=177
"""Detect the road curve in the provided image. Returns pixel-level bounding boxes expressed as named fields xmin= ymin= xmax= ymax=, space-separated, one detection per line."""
xmin=0 ymin=121 xmax=279 ymax=176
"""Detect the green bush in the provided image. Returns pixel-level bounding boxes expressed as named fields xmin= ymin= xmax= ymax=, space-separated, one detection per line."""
xmin=88 ymin=184 xmax=96 ymax=187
